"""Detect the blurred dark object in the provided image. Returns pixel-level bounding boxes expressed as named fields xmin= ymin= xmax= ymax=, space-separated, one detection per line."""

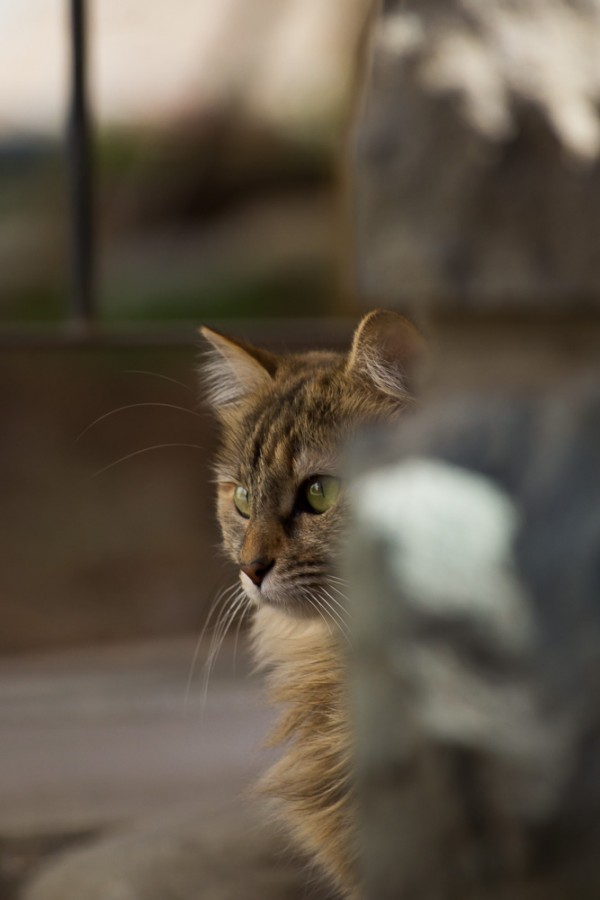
xmin=67 ymin=0 xmax=94 ymax=327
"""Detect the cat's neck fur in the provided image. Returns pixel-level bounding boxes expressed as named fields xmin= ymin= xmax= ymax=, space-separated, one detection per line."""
xmin=252 ymin=606 xmax=356 ymax=897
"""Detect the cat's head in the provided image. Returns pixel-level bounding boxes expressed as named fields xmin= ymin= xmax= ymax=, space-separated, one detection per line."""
xmin=200 ymin=311 xmax=424 ymax=620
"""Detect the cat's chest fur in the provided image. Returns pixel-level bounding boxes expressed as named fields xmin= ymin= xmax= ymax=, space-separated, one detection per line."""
xmin=252 ymin=605 xmax=356 ymax=897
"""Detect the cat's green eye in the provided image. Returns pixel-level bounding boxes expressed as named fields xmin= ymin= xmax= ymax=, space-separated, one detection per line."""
xmin=304 ymin=476 xmax=340 ymax=514
xmin=233 ymin=485 xmax=251 ymax=519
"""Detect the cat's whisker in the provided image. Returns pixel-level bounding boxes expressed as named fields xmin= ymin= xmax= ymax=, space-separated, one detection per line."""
xmin=324 ymin=586 xmax=351 ymax=611
xmin=205 ymin=585 xmax=245 ymax=666
xmin=295 ymin=586 xmax=327 ymax=629
xmin=297 ymin=585 xmax=349 ymax=645
xmin=184 ymin=582 xmax=241 ymax=708
xmin=300 ymin=589 xmax=333 ymax=638
xmin=316 ymin=591 xmax=352 ymax=645
xmin=208 ymin=590 xmax=248 ymax=676
xmin=293 ymin=581 xmax=349 ymax=639
xmin=202 ymin=607 xmax=237 ymax=706
xmin=232 ymin=597 xmax=252 ymax=676
xmin=123 ymin=369 xmax=195 ymax=393
xmin=321 ymin=586 xmax=350 ymax=618
xmin=327 ymin=575 xmax=350 ymax=588
xmin=325 ymin=580 xmax=349 ymax=595
xmin=76 ymin=402 xmax=204 ymax=443
xmin=324 ymin=582 xmax=353 ymax=617
xmin=202 ymin=588 xmax=248 ymax=707
xmin=184 ymin=637 xmax=205 ymax=711
xmin=89 ymin=443 xmax=205 ymax=480
xmin=316 ymin=597 xmax=350 ymax=646
xmin=203 ymin=582 xmax=242 ymax=628
xmin=216 ymin=589 xmax=249 ymax=663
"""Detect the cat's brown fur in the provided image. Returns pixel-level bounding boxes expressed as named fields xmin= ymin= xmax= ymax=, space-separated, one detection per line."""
xmin=200 ymin=311 xmax=423 ymax=898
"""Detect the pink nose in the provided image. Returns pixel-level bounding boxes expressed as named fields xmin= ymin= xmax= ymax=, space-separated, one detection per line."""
xmin=240 ymin=557 xmax=274 ymax=587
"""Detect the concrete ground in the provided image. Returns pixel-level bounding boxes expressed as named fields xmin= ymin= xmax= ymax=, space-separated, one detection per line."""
xmin=0 ymin=638 xmax=334 ymax=900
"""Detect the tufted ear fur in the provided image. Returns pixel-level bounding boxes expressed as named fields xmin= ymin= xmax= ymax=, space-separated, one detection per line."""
xmin=346 ymin=310 xmax=426 ymax=399
xmin=200 ymin=326 xmax=279 ymax=410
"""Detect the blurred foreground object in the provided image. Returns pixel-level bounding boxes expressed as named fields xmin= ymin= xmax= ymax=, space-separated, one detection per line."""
xmin=354 ymin=0 xmax=600 ymax=310
xmin=350 ymin=393 xmax=600 ymax=900
xmin=350 ymin=1 xmax=600 ymax=898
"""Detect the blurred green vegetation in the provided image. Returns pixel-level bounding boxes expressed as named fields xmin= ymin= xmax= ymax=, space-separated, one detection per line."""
xmin=0 ymin=118 xmax=340 ymax=328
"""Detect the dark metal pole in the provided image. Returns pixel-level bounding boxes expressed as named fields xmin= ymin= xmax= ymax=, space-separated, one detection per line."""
xmin=67 ymin=0 xmax=94 ymax=326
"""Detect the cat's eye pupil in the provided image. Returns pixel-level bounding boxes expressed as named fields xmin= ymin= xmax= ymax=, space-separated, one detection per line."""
xmin=233 ymin=485 xmax=251 ymax=518
xmin=304 ymin=476 xmax=340 ymax=514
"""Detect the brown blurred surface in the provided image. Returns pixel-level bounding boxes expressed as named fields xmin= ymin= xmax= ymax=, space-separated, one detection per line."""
xmin=0 ymin=636 xmax=308 ymax=900
xmin=0 ymin=637 xmax=267 ymax=836
xmin=0 ymin=346 xmax=224 ymax=653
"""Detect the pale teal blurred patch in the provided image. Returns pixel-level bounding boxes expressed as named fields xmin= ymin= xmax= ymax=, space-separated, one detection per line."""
xmin=352 ymin=458 xmax=534 ymax=653
xmin=350 ymin=458 xmax=577 ymax=817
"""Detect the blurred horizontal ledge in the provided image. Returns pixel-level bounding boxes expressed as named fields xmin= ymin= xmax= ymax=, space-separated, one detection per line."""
xmin=427 ymin=309 xmax=600 ymax=391
xmin=0 ymin=318 xmax=356 ymax=351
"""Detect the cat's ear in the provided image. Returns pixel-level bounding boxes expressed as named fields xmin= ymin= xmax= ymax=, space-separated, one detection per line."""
xmin=200 ymin=326 xmax=279 ymax=410
xmin=346 ymin=310 xmax=426 ymax=399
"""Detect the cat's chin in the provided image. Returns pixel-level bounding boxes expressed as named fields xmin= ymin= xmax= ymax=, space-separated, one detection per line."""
xmin=239 ymin=574 xmax=322 ymax=620
xmin=264 ymin=597 xmax=322 ymax=620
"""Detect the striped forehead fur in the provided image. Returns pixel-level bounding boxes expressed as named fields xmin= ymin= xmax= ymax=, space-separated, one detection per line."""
xmin=210 ymin=350 xmax=404 ymax=489
xmin=212 ymin=358 xmax=336 ymax=485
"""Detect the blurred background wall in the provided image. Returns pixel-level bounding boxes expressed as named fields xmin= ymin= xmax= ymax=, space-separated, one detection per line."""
xmin=0 ymin=0 xmax=372 ymax=653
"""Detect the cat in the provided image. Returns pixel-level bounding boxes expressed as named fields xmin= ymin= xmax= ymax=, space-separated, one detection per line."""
xmin=200 ymin=310 xmax=424 ymax=899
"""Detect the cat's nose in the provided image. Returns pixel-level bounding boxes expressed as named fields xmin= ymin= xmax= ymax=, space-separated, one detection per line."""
xmin=240 ymin=557 xmax=274 ymax=587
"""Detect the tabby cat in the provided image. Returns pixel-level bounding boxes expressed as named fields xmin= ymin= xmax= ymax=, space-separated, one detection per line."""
xmin=200 ymin=310 xmax=424 ymax=899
